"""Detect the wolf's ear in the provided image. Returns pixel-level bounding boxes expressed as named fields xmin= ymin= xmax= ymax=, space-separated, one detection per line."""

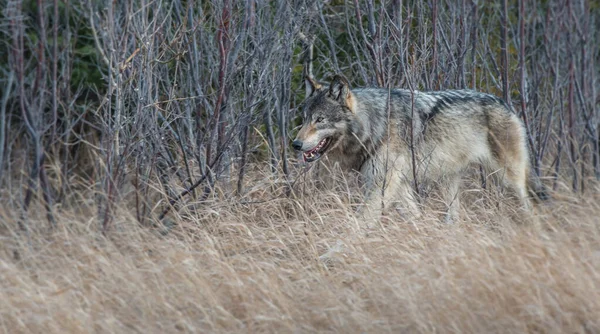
xmin=305 ymin=75 xmax=323 ymax=96
xmin=328 ymin=74 xmax=351 ymax=106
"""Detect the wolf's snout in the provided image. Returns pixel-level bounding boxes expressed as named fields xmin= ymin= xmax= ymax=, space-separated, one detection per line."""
xmin=292 ymin=140 xmax=303 ymax=151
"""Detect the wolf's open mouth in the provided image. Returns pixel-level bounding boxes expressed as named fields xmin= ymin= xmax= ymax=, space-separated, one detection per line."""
xmin=303 ymin=137 xmax=331 ymax=162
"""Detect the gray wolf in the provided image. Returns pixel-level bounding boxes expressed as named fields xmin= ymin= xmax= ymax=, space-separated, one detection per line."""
xmin=292 ymin=75 xmax=547 ymax=222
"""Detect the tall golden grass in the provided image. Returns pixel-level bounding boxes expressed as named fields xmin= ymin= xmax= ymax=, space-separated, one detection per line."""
xmin=1 ymin=166 xmax=599 ymax=333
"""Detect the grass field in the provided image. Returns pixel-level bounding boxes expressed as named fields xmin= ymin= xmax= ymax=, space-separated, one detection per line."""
xmin=2 ymin=169 xmax=599 ymax=333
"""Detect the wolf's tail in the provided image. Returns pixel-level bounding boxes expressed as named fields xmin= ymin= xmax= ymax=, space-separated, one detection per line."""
xmin=527 ymin=169 xmax=550 ymax=202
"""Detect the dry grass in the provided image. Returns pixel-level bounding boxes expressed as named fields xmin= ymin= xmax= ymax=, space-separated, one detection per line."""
xmin=1 ymin=168 xmax=600 ymax=334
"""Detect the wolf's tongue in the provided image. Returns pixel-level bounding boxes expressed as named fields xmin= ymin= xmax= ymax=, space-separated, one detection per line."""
xmin=302 ymin=138 xmax=328 ymax=162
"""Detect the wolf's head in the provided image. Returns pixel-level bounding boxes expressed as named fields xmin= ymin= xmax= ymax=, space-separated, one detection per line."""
xmin=292 ymin=75 xmax=355 ymax=162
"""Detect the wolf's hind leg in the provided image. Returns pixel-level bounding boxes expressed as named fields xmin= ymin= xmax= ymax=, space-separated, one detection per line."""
xmin=487 ymin=118 xmax=533 ymax=211
xmin=502 ymin=164 xmax=532 ymax=210
xmin=441 ymin=174 xmax=461 ymax=223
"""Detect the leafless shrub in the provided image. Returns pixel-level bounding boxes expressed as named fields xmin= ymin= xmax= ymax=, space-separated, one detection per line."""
xmin=1 ymin=0 xmax=597 ymax=225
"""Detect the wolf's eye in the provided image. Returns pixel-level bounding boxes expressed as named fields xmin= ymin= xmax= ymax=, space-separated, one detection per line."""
xmin=315 ymin=116 xmax=324 ymax=123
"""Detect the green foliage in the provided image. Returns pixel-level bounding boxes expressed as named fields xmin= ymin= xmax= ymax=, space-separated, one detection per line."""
xmin=72 ymin=37 xmax=105 ymax=91
xmin=0 ymin=1 xmax=106 ymax=95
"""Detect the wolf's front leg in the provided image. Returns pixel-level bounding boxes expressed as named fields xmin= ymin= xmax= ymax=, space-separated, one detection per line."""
xmin=384 ymin=175 xmax=422 ymax=221
xmin=360 ymin=160 xmax=421 ymax=224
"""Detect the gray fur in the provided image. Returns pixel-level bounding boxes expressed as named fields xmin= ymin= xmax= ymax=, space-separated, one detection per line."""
xmin=294 ymin=75 xmax=546 ymax=222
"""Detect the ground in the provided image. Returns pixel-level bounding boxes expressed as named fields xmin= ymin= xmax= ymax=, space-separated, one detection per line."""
xmin=1 ymin=171 xmax=599 ymax=333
